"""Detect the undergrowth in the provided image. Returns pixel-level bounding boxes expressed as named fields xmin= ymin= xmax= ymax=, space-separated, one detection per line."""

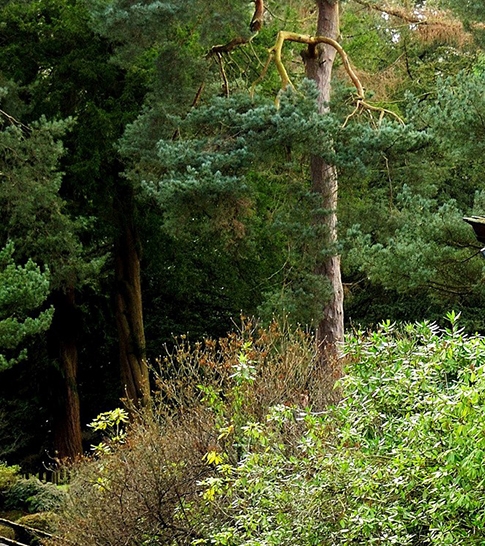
xmin=44 ymin=314 xmax=485 ymax=546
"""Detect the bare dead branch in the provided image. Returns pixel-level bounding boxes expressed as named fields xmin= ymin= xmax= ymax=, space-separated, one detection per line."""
xmin=0 ymin=109 xmax=31 ymax=133
xmin=216 ymin=53 xmax=230 ymax=98
xmin=208 ymin=36 xmax=248 ymax=56
xmin=270 ymin=31 xmax=364 ymax=98
xmin=352 ymin=0 xmax=423 ymax=24
xmin=261 ymin=30 xmax=403 ymax=124
xmin=353 ymin=0 xmax=485 ymax=34
xmin=207 ymin=3 xmax=403 ymax=125
xmin=250 ymin=52 xmax=274 ymax=96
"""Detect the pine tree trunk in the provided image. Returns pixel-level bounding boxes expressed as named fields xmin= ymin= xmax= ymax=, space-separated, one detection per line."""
xmin=114 ymin=188 xmax=150 ymax=407
xmin=304 ymin=0 xmax=344 ymax=371
xmin=53 ymin=287 xmax=83 ymax=459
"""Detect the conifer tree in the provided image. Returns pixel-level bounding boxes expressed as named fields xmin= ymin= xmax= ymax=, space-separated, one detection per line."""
xmin=0 ymin=0 xmax=154 ymax=425
xmin=337 ymin=0 xmax=485 ymax=329
xmin=0 ymin=242 xmax=53 ymax=372
xmin=0 ymin=109 xmax=86 ymax=458
xmin=303 ymin=1 xmax=343 ymax=367
xmin=125 ymin=0 xmax=418 ymax=374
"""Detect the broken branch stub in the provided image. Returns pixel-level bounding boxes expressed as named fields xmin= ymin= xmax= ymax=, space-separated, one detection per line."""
xmin=208 ymin=0 xmax=264 ymax=57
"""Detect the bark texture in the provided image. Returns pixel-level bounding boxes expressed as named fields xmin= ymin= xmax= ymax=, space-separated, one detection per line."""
xmin=304 ymin=0 xmax=344 ymax=370
xmin=53 ymin=287 xmax=83 ymax=459
xmin=114 ymin=187 xmax=150 ymax=407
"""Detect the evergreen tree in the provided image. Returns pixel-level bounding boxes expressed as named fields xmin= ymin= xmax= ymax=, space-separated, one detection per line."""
xmin=302 ymin=0 xmax=343 ymax=367
xmin=0 ymin=0 xmax=152 ymax=443
xmin=338 ymin=5 xmax=485 ymax=330
xmin=0 ymin=242 xmax=52 ymax=371
xmin=132 ymin=0 xmax=422 ymax=369
xmin=0 ymin=109 xmax=88 ymax=458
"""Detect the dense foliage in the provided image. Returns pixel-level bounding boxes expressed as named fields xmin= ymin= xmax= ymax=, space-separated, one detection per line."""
xmin=0 ymin=243 xmax=52 ymax=371
xmin=3 ymin=1 xmax=485 ymax=543
xmin=197 ymin=316 xmax=485 ymax=545
xmin=40 ymin=315 xmax=485 ymax=545
xmin=1 ymin=0 xmax=485 ymax=487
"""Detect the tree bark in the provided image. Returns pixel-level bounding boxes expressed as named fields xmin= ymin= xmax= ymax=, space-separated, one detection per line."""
xmin=303 ymin=0 xmax=344 ymax=370
xmin=114 ymin=187 xmax=150 ymax=407
xmin=52 ymin=287 xmax=83 ymax=459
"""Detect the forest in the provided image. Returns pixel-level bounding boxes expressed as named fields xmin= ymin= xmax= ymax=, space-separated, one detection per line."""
xmin=2 ymin=0 xmax=485 ymax=544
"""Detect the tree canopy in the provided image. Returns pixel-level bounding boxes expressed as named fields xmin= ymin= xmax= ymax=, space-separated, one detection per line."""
xmin=1 ymin=0 xmax=485 ymax=467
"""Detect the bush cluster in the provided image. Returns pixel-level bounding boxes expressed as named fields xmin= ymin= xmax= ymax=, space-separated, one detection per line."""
xmin=4 ymin=478 xmax=65 ymax=513
xmin=191 ymin=315 xmax=485 ymax=545
xmin=17 ymin=512 xmax=59 ymax=533
xmin=44 ymin=315 xmax=485 ymax=546
xmin=0 ymin=461 xmax=65 ymax=518
xmin=0 ymin=461 xmax=19 ymax=490
xmin=0 ymin=523 xmax=15 ymax=540
xmin=44 ymin=321 xmax=323 ymax=546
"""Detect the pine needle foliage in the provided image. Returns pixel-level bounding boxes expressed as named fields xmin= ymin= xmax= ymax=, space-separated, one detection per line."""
xmin=0 ymin=243 xmax=52 ymax=371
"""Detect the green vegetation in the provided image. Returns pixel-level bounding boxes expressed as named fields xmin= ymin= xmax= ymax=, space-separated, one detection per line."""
xmin=0 ymin=243 xmax=53 ymax=371
xmin=41 ymin=315 xmax=485 ymax=545
xmin=0 ymin=462 xmax=19 ymax=491
xmin=3 ymin=0 xmax=485 ymax=543
xmin=4 ymin=478 xmax=66 ymax=514
xmin=0 ymin=524 xmax=15 ymax=541
xmin=0 ymin=463 xmax=65 ymax=516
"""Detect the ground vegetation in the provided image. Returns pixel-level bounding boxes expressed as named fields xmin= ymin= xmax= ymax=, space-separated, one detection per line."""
xmin=41 ymin=314 xmax=485 ymax=546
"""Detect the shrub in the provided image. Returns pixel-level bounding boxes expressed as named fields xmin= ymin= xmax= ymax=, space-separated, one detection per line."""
xmin=44 ymin=410 xmax=217 ymax=546
xmin=0 ymin=461 xmax=20 ymax=511
xmin=48 ymin=316 xmax=485 ymax=546
xmin=0 ymin=462 xmax=20 ymax=491
xmin=0 ymin=523 xmax=15 ymax=540
xmin=5 ymin=478 xmax=66 ymax=513
xmin=193 ymin=316 xmax=485 ymax=546
xmin=154 ymin=319 xmax=330 ymax=420
xmin=333 ymin=316 xmax=485 ymax=545
xmin=17 ymin=512 xmax=59 ymax=533
xmin=43 ymin=321 xmax=324 ymax=546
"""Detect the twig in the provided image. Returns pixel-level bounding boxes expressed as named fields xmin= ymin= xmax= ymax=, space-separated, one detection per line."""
xmin=216 ymin=53 xmax=230 ymax=98
xmin=0 ymin=109 xmax=31 ymax=133
xmin=207 ymin=0 xmax=264 ymax=57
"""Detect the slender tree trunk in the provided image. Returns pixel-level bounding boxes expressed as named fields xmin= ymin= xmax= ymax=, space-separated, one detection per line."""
xmin=114 ymin=186 xmax=150 ymax=407
xmin=303 ymin=0 xmax=344 ymax=369
xmin=53 ymin=287 xmax=83 ymax=459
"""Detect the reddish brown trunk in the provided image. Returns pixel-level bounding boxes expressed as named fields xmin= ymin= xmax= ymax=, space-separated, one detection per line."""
xmin=53 ymin=287 xmax=83 ymax=459
xmin=114 ymin=196 xmax=149 ymax=407
xmin=304 ymin=0 xmax=344 ymax=370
